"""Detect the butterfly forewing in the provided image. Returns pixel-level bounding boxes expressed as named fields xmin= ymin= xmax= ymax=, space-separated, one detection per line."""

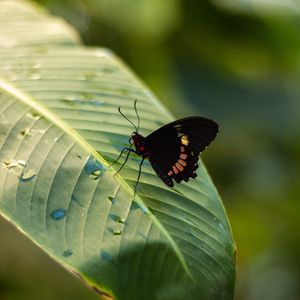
xmin=145 ymin=117 xmax=218 ymax=186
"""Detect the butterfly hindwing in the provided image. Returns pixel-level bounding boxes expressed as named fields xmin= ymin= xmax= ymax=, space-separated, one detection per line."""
xmin=145 ymin=117 xmax=218 ymax=186
xmin=149 ymin=156 xmax=174 ymax=187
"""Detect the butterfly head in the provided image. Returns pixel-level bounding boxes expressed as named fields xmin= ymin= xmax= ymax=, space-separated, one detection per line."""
xmin=131 ymin=132 xmax=142 ymax=145
xmin=130 ymin=132 xmax=149 ymax=156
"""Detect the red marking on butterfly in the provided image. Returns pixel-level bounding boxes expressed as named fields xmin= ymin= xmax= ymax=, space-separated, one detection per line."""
xmin=112 ymin=101 xmax=218 ymax=190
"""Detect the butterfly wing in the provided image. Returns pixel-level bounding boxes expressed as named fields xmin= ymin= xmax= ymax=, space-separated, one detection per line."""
xmin=145 ymin=116 xmax=218 ymax=187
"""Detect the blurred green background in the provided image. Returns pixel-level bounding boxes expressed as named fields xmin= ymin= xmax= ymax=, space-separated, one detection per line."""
xmin=1 ymin=0 xmax=300 ymax=299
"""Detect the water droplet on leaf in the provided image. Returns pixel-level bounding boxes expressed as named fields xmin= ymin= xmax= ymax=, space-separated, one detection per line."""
xmin=63 ymin=249 xmax=73 ymax=257
xmin=100 ymin=251 xmax=113 ymax=262
xmin=51 ymin=209 xmax=67 ymax=220
xmin=29 ymin=111 xmax=41 ymax=120
xmin=109 ymin=214 xmax=126 ymax=224
xmin=130 ymin=202 xmax=140 ymax=211
xmin=108 ymin=196 xmax=116 ymax=204
xmin=84 ymin=157 xmax=106 ymax=180
xmin=118 ymin=217 xmax=126 ymax=224
xmin=62 ymin=99 xmax=76 ymax=106
xmin=90 ymin=100 xmax=104 ymax=107
xmin=20 ymin=168 xmax=36 ymax=182
xmin=113 ymin=230 xmax=122 ymax=236
xmin=20 ymin=128 xmax=31 ymax=137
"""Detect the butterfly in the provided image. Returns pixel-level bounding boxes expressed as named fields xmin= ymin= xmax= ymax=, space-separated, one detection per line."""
xmin=111 ymin=101 xmax=218 ymax=192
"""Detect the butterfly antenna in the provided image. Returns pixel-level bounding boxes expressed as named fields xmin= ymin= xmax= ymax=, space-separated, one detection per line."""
xmin=134 ymin=100 xmax=140 ymax=132
xmin=118 ymin=106 xmax=138 ymax=132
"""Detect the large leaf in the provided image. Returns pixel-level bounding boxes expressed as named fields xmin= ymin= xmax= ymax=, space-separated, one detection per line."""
xmin=0 ymin=1 xmax=236 ymax=299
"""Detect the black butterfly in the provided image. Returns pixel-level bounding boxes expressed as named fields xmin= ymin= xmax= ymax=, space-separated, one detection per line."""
xmin=111 ymin=101 xmax=218 ymax=192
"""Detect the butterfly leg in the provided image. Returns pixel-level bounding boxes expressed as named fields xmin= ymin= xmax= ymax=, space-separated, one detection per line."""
xmin=134 ymin=157 xmax=145 ymax=197
xmin=109 ymin=147 xmax=131 ymax=167
xmin=114 ymin=147 xmax=137 ymax=175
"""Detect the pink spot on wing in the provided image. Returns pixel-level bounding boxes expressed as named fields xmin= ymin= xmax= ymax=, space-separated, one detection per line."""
xmin=180 ymin=153 xmax=187 ymax=160
xmin=178 ymin=159 xmax=187 ymax=166
xmin=172 ymin=165 xmax=179 ymax=174
xmin=180 ymin=146 xmax=185 ymax=153
xmin=168 ymin=170 xmax=173 ymax=176
xmin=175 ymin=162 xmax=184 ymax=171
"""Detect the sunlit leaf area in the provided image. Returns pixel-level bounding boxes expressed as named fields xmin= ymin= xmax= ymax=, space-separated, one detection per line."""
xmin=1 ymin=0 xmax=300 ymax=299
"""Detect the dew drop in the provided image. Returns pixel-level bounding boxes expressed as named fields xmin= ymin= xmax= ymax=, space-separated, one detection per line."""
xmin=109 ymin=214 xmax=119 ymax=222
xmin=90 ymin=100 xmax=104 ymax=107
xmin=90 ymin=170 xmax=101 ymax=179
xmin=113 ymin=230 xmax=122 ymax=236
xmin=51 ymin=209 xmax=67 ymax=220
xmin=109 ymin=214 xmax=126 ymax=224
xmin=130 ymin=202 xmax=140 ymax=211
xmin=20 ymin=128 xmax=31 ymax=137
xmin=108 ymin=196 xmax=116 ymax=204
xmin=63 ymin=249 xmax=73 ymax=257
xmin=84 ymin=157 xmax=106 ymax=180
xmin=20 ymin=168 xmax=36 ymax=182
xmin=62 ymin=99 xmax=76 ymax=106
xmin=30 ymin=111 xmax=41 ymax=120
xmin=118 ymin=217 xmax=126 ymax=224
xmin=100 ymin=250 xmax=113 ymax=262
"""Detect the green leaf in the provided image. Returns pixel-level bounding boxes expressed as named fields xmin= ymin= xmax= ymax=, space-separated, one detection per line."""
xmin=0 ymin=1 xmax=236 ymax=299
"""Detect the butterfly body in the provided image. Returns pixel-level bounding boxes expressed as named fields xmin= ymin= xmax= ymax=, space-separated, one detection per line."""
xmin=131 ymin=132 xmax=150 ymax=158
